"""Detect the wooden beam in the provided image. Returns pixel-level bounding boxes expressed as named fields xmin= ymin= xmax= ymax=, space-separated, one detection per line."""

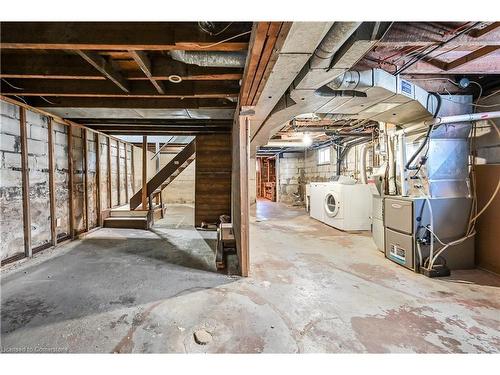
xmin=130 ymin=50 xmax=165 ymax=94
xmin=24 ymin=97 xmax=236 ymax=109
xmin=445 ymin=46 xmax=500 ymax=70
xmin=107 ymin=137 xmax=112 ymax=208
xmin=19 ymin=107 xmax=32 ymax=257
xmin=142 ymin=136 xmax=148 ymax=210
xmin=68 ymin=124 xmax=75 ymax=239
xmin=469 ymin=22 xmax=500 ymax=38
xmin=83 ymin=129 xmax=89 ymax=232
xmin=95 ymin=132 xmax=102 ymax=227
xmin=47 ymin=117 xmax=57 ymax=246
xmin=240 ymin=22 xmax=270 ymax=106
xmin=0 ymin=22 xmax=250 ymax=51
xmin=124 ymin=143 xmax=129 ymax=202
xmin=116 ymin=141 xmax=121 ymax=206
xmin=0 ymin=79 xmax=240 ymax=99
xmin=75 ymin=50 xmax=130 ymax=93
xmin=0 ymin=53 xmax=243 ymax=81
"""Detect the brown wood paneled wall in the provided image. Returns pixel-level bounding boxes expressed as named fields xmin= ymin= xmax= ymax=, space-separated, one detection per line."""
xmin=475 ymin=164 xmax=500 ymax=275
xmin=195 ymin=134 xmax=232 ymax=227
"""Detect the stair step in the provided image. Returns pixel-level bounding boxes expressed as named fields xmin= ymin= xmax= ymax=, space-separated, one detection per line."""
xmin=104 ymin=217 xmax=148 ymax=230
xmin=110 ymin=210 xmax=148 ymax=217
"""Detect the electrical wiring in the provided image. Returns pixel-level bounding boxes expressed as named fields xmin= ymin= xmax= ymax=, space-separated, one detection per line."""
xmin=198 ymin=22 xmax=233 ymax=36
xmin=2 ymin=78 xmax=24 ymax=90
xmin=198 ymin=30 xmax=252 ymax=49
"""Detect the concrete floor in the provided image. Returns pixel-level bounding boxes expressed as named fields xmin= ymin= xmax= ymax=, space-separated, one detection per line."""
xmin=1 ymin=201 xmax=499 ymax=353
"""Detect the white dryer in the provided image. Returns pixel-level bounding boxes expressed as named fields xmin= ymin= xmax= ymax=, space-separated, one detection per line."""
xmin=322 ymin=182 xmax=372 ymax=231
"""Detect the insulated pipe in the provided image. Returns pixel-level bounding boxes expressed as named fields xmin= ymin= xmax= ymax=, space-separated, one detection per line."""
xmin=310 ymin=22 xmax=361 ymax=69
xmin=169 ymin=50 xmax=247 ymax=67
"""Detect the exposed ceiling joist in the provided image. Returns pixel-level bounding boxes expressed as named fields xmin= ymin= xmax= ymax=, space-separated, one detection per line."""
xmin=0 ymin=80 xmax=240 ymax=99
xmin=0 ymin=22 xmax=250 ymax=51
xmin=24 ymin=97 xmax=236 ymax=109
xmin=129 ymin=50 xmax=165 ymax=94
xmin=0 ymin=53 xmax=244 ymax=83
xmin=75 ymin=50 xmax=130 ymax=92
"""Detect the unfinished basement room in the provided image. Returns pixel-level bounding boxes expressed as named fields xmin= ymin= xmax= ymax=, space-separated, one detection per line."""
xmin=1 ymin=4 xmax=500 ymax=368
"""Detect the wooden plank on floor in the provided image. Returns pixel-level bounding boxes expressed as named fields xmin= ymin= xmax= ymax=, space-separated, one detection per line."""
xmin=19 ymin=107 xmax=32 ymax=257
xmin=47 ymin=117 xmax=57 ymax=246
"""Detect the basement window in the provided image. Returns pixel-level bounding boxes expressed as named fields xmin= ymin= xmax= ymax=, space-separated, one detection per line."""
xmin=318 ymin=147 xmax=330 ymax=165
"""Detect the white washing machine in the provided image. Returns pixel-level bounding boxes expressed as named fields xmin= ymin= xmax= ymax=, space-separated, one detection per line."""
xmin=322 ymin=182 xmax=372 ymax=231
xmin=309 ymin=182 xmax=330 ymax=222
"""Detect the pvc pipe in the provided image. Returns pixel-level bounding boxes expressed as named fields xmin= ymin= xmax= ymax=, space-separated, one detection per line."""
xmin=395 ymin=111 xmax=500 ymax=136
xmin=397 ymin=133 xmax=408 ymax=196
xmin=359 ymin=143 xmax=368 ymax=184
xmin=387 ymin=137 xmax=397 ymax=195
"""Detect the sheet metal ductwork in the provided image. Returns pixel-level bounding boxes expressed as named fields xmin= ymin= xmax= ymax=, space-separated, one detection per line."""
xmin=169 ymin=50 xmax=247 ymax=67
xmin=315 ymin=68 xmax=439 ymax=125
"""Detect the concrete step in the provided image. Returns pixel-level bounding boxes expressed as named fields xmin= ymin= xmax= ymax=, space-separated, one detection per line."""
xmin=110 ymin=210 xmax=148 ymax=217
xmin=104 ymin=217 xmax=148 ymax=230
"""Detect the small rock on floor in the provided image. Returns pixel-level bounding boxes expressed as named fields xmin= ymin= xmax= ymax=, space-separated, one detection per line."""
xmin=193 ymin=329 xmax=212 ymax=345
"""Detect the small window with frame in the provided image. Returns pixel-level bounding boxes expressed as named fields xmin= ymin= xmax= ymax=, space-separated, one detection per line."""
xmin=318 ymin=147 xmax=330 ymax=165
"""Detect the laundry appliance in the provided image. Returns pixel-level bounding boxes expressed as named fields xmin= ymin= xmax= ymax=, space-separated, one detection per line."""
xmin=322 ymin=180 xmax=372 ymax=231
xmin=309 ymin=182 xmax=330 ymax=222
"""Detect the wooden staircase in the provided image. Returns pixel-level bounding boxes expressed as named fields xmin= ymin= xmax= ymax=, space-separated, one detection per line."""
xmin=130 ymin=139 xmax=196 ymax=210
xmin=102 ymin=139 xmax=195 ymax=230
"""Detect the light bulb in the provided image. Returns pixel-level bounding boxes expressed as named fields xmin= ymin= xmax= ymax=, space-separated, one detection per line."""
xmin=303 ymin=133 xmax=313 ymax=147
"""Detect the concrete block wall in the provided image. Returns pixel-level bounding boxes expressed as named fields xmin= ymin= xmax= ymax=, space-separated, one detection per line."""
xmin=86 ymin=130 xmax=98 ymax=229
xmin=72 ymin=127 xmax=85 ymax=233
xmin=26 ymin=111 xmax=51 ymax=248
xmin=53 ymin=122 xmax=70 ymax=240
xmin=1 ymin=102 xmax=25 ymax=260
xmin=0 ymin=99 xmax=141 ymax=263
xmin=277 ymin=153 xmax=305 ymax=204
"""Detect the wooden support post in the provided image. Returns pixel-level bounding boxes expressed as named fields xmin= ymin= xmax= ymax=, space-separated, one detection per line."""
xmin=124 ymin=143 xmax=127 ymax=199
xmin=83 ymin=129 xmax=89 ymax=232
xmin=142 ymin=136 xmax=148 ymax=210
xmin=131 ymin=146 xmax=135 ymax=194
xmin=95 ymin=132 xmax=102 ymax=227
xmin=68 ymin=123 xmax=75 ymax=239
xmin=47 ymin=117 xmax=57 ymax=246
xmin=116 ymin=141 xmax=121 ymax=205
xmin=19 ymin=107 xmax=32 ymax=257
xmin=107 ymin=137 xmax=112 ymax=208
